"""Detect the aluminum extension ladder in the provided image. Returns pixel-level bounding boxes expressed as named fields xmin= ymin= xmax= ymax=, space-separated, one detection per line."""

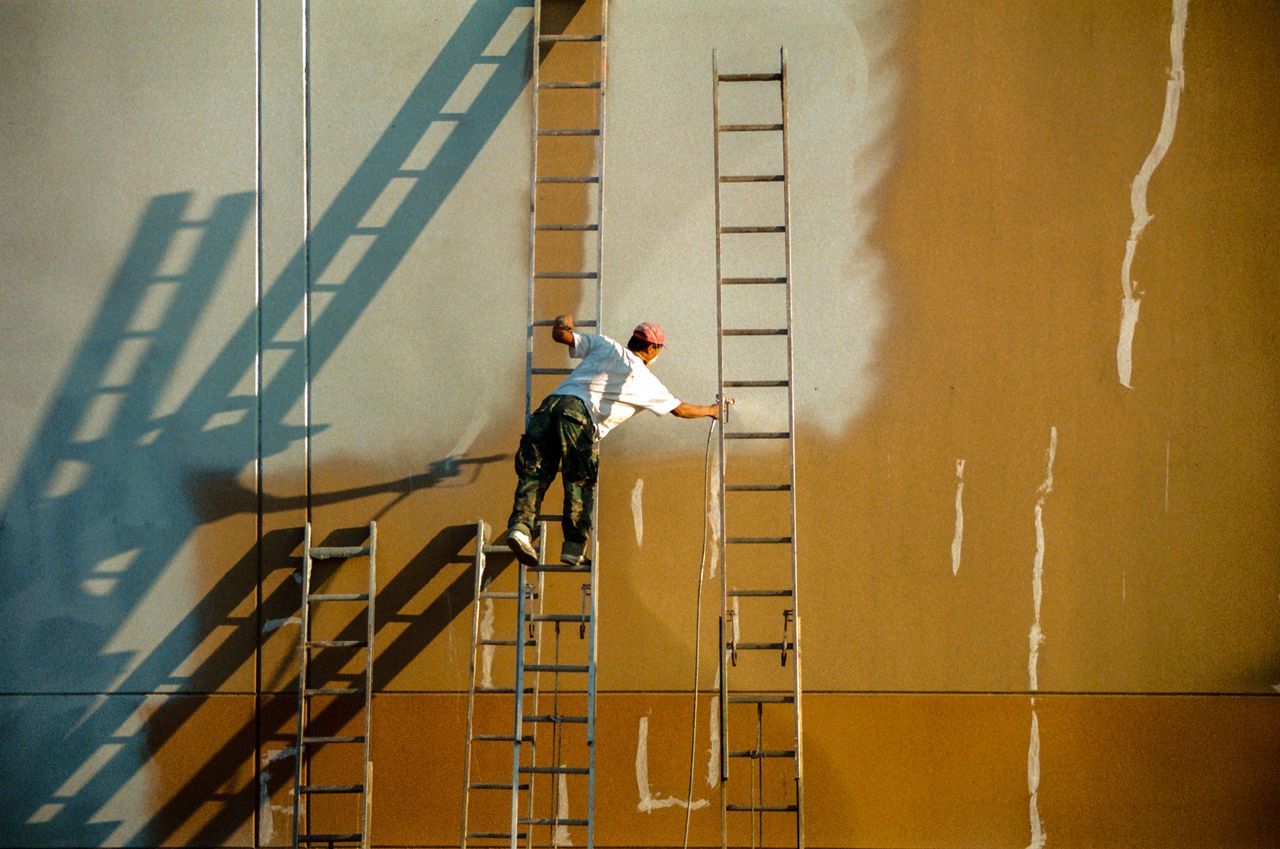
xmin=711 ymin=49 xmax=805 ymax=848
xmin=461 ymin=2 xmax=609 ymax=847
xmin=460 ymin=520 xmax=598 ymax=849
xmin=292 ymin=522 xmax=377 ymax=849
xmin=525 ymin=0 xmax=608 ymax=422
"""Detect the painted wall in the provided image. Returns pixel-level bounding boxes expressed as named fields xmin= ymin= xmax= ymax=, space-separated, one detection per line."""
xmin=0 ymin=0 xmax=1276 ymax=846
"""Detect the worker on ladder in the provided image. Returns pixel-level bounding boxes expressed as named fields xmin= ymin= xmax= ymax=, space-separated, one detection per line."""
xmin=507 ymin=314 xmax=722 ymax=567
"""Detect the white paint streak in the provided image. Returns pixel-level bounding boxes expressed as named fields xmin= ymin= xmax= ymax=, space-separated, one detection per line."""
xmin=1026 ymin=427 xmax=1056 ymax=848
xmin=262 ymin=616 xmax=300 ymax=634
xmin=951 ymin=459 xmax=966 ymax=575
xmin=1165 ymin=437 xmax=1171 ymax=514
xmin=1026 ymin=711 xmax=1046 ymax=849
xmin=631 ymin=477 xmax=644 ymax=547
xmin=258 ymin=747 xmax=296 ymax=846
xmin=707 ymin=667 xmax=720 ymax=788
xmin=479 ymin=598 xmax=495 ymax=689
xmin=554 ymin=772 xmax=573 ymax=846
xmin=1116 ymin=0 xmax=1189 ymax=388
xmin=1029 ymin=428 xmax=1057 ymax=692
xmin=635 ymin=716 xmax=709 ymax=813
xmin=709 ymin=450 xmax=722 ymax=579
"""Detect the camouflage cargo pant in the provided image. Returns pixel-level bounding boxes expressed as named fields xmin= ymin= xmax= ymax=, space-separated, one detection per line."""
xmin=508 ymin=394 xmax=599 ymax=545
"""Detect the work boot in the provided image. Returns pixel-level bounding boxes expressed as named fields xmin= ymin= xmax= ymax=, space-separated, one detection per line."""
xmin=506 ymin=526 xmax=538 ymax=567
xmin=560 ymin=539 xmax=587 ymax=568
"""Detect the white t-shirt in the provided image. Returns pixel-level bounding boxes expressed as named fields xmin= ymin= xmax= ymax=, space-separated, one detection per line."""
xmin=553 ymin=333 xmax=680 ymax=438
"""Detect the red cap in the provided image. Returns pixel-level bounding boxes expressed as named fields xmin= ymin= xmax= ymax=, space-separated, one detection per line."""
xmin=633 ymin=322 xmax=666 ymax=346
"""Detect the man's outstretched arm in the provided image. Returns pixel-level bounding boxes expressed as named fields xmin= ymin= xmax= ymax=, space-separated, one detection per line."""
xmin=671 ymin=401 xmax=723 ymax=420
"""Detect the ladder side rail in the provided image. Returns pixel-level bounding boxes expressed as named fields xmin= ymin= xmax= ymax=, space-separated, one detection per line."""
xmin=587 ymin=7 xmax=608 ymax=846
xmin=361 ymin=521 xmax=377 ymax=849
xmin=510 ymin=560 xmax=532 ymax=849
xmin=710 ymin=49 xmax=732 ymax=849
xmin=292 ymin=523 xmax=314 ymax=849
xmin=586 ymin=560 xmax=600 ymax=848
xmin=459 ymin=521 xmax=487 ymax=848
xmin=779 ymin=48 xmax=805 ymax=849
xmin=523 ymin=528 xmax=549 ymax=849
xmin=594 ymin=0 xmax=608 ymax=351
xmin=526 ymin=0 xmax=544 ymax=427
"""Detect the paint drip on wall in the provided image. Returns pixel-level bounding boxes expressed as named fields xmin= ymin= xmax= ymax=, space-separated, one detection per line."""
xmin=951 ymin=459 xmax=966 ymax=575
xmin=631 ymin=477 xmax=644 ymax=547
xmin=1026 ymin=426 xmax=1057 ymax=849
xmin=634 ymin=716 xmax=708 ymax=812
xmin=1116 ymin=0 xmax=1189 ymax=388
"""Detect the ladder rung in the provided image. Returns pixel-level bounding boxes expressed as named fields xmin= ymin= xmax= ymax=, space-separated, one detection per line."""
xmin=721 ymin=276 xmax=787 ymax=285
xmin=728 ymin=588 xmax=793 ymax=597
xmin=525 ymin=664 xmax=590 ymax=673
xmin=719 ymin=72 xmax=783 ymax=82
xmin=718 ymin=123 xmax=784 ymax=132
xmin=534 ymin=271 xmax=598 ymax=279
xmin=308 ymin=545 xmax=370 ymax=559
xmin=539 ymin=33 xmax=603 ymax=42
xmin=480 ymin=544 xmax=514 ymax=555
xmin=726 ymin=536 xmax=793 ymax=544
xmin=519 ymin=765 xmax=589 ymax=775
xmin=726 ymin=804 xmax=798 ymax=813
xmin=538 ymin=175 xmax=600 ymax=183
xmin=477 ymin=638 xmax=536 ymax=647
xmin=720 ymin=174 xmax=785 ymax=183
xmin=724 ymin=432 xmax=790 ymax=440
xmin=298 ymin=834 xmax=363 ymax=843
xmin=478 ymin=591 xmax=520 ymax=599
xmin=536 ymin=223 xmax=599 ymax=231
xmin=306 ymin=639 xmax=368 ymax=648
xmin=733 ymin=642 xmax=787 ymax=651
xmin=526 ymin=714 xmax=588 ymax=724
xmin=537 ymin=128 xmax=601 ymax=136
xmin=722 ymin=328 xmax=788 ymax=336
xmin=532 ymin=368 xmax=573 ymax=376
xmin=728 ymin=749 xmax=796 ymax=758
xmin=469 ymin=782 xmax=530 ymax=791
xmin=520 ymin=818 xmax=590 ymax=826
xmin=531 ymin=563 xmax=591 ymax=573
xmin=467 ymin=832 xmax=528 ymax=840
xmin=300 ymin=783 xmax=364 ymax=794
xmin=529 ymin=614 xmax=590 ymax=623
xmin=538 ymin=80 xmax=603 ymax=89
xmin=725 ymin=483 xmax=791 ymax=491
xmin=721 ymin=225 xmax=786 ymax=234
xmin=727 ymin=694 xmax=795 ymax=704
xmin=307 ymin=593 xmax=369 ymax=602
xmin=303 ymin=688 xmax=362 ymax=696
xmin=305 ymin=732 xmax=371 ymax=747
xmin=723 ymin=380 xmax=789 ymax=388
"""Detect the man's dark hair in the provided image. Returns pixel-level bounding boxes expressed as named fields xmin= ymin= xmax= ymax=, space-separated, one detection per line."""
xmin=627 ymin=334 xmax=651 ymax=353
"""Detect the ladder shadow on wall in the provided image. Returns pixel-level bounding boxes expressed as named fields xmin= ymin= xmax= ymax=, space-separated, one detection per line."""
xmin=0 ymin=0 xmax=533 ymax=843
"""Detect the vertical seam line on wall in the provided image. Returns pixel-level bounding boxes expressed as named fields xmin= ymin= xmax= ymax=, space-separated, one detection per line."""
xmin=253 ymin=2 xmax=264 ymax=846
xmin=302 ymin=0 xmax=313 ymax=520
